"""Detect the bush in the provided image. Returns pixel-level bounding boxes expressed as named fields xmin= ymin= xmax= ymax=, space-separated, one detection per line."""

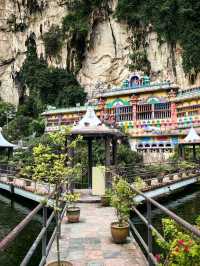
xmin=115 ymin=0 xmax=200 ymax=75
xmin=43 ymin=25 xmax=63 ymax=58
xmin=155 ymin=218 xmax=200 ymax=265
xmin=0 ymin=100 xmax=16 ymax=127
xmin=111 ymin=178 xmax=135 ymax=226
xmin=117 ymin=143 xmax=142 ymax=166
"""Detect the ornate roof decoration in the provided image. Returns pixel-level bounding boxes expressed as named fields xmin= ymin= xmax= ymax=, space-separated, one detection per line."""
xmin=184 ymin=127 xmax=200 ymax=143
xmin=71 ymin=107 xmax=123 ymax=137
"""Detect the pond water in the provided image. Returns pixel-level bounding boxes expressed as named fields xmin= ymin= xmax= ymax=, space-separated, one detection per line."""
xmin=132 ymin=184 xmax=200 ymax=254
xmin=0 ymin=191 xmax=54 ymax=266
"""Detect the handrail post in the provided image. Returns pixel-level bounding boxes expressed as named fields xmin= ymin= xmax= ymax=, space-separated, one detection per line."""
xmin=42 ymin=206 xmax=47 ymax=262
xmin=147 ymin=200 xmax=153 ymax=266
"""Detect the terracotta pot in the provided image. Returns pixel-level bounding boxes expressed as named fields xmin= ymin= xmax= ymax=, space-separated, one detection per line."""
xmin=101 ymin=195 xmax=111 ymax=207
xmin=46 ymin=261 xmax=73 ymax=266
xmin=111 ymin=222 xmax=129 ymax=244
xmin=158 ymin=177 xmax=164 ymax=183
xmin=67 ymin=207 xmax=80 ymax=223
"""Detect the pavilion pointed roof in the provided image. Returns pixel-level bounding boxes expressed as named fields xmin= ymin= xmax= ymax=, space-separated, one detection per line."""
xmin=0 ymin=128 xmax=15 ymax=148
xmin=184 ymin=127 xmax=200 ymax=143
xmin=76 ymin=107 xmax=101 ymax=128
xmin=71 ymin=107 xmax=123 ymax=138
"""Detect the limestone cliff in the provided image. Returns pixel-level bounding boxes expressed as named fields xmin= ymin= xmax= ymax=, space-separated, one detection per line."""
xmin=0 ymin=0 xmax=199 ymax=105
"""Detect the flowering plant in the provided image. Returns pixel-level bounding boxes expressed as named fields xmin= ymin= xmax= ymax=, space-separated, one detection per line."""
xmin=155 ymin=217 xmax=200 ymax=266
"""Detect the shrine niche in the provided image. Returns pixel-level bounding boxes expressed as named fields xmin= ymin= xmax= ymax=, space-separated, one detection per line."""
xmin=106 ymin=98 xmax=130 ymax=109
xmin=146 ymin=97 xmax=160 ymax=104
xmin=129 ymin=74 xmax=140 ymax=87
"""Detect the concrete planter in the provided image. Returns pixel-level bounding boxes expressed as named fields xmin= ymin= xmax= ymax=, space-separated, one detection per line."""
xmin=145 ymin=179 xmax=152 ymax=186
xmin=173 ymin=174 xmax=179 ymax=179
xmin=25 ymin=180 xmax=32 ymax=186
xmin=8 ymin=176 xmax=14 ymax=182
xmin=158 ymin=176 xmax=164 ymax=183
xmin=182 ymin=172 xmax=188 ymax=178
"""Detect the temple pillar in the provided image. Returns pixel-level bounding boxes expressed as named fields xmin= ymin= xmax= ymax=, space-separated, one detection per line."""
xmin=131 ymin=94 xmax=138 ymax=125
xmin=105 ymin=137 xmax=111 ymax=166
xmin=169 ymin=90 xmax=177 ymax=128
xmin=192 ymin=144 xmax=196 ymax=161
xmin=88 ymin=139 xmax=93 ymax=189
xmin=98 ymin=97 xmax=106 ymax=122
xmin=112 ymin=138 xmax=117 ymax=166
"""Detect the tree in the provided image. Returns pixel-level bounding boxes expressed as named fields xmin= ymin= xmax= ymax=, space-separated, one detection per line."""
xmin=32 ymin=127 xmax=82 ymax=266
xmin=0 ymin=100 xmax=16 ymax=127
xmin=43 ymin=25 xmax=63 ymax=58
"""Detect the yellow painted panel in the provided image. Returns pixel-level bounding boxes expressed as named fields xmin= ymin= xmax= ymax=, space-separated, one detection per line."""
xmin=92 ymin=166 xmax=105 ymax=196
xmin=105 ymin=95 xmax=130 ymax=106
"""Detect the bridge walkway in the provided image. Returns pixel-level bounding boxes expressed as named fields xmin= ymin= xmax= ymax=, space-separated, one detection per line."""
xmin=47 ymin=203 xmax=147 ymax=266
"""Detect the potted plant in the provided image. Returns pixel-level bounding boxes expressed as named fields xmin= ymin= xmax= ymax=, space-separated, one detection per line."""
xmin=101 ymin=188 xmax=112 ymax=207
xmin=7 ymin=176 xmax=14 ymax=182
xmin=158 ymin=174 xmax=164 ymax=184
xmin=111 ymin=178 xmax=135 ymax=244
xmin=18 ymin=165 xmax=33 ymax=186
xmin=32 ymin=127 xmax=82 ymax=266
xmin=65 ymin=192 xmax=80 ymax=223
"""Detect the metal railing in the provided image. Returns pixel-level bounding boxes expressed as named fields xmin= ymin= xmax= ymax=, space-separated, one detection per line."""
xmin=0 ymin=201 xmax=67 ymax=266
xmin=107 ymin=162 xmax=200 ymax=184
xmin=129 ymin=186 xmax=200 ymax=266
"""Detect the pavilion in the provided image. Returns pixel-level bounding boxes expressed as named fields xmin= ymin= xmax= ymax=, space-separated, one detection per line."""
xmin=178 ymin=127 xmax=200 ymax=161
xmin=69 ymin=107 xmax=124 ymax=188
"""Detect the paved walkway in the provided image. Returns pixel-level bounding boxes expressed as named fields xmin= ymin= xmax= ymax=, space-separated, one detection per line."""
xmin=47 ymin=203 xmax=147 ymax=266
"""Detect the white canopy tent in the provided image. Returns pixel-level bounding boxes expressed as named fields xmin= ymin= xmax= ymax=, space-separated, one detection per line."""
xmin=0 ymin=128 xmax=16 ymax=148
xmin=179 ymin=127 xmax=200 ymax=161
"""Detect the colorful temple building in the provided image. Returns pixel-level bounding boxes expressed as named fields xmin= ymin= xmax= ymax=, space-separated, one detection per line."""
xmin=42 ymin=73 xmax=200 ymax=163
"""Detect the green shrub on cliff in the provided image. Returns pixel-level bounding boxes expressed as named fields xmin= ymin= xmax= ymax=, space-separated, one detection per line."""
xmin=115 ymin=0 xmax=200 ymax=75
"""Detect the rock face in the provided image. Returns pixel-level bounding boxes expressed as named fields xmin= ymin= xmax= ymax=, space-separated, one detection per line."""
xmin=0 ymin=0 xmax=199 ymax=105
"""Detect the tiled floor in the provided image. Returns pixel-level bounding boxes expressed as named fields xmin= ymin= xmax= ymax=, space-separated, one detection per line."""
xmin=47 ymin=203 xmax=147 ymax=266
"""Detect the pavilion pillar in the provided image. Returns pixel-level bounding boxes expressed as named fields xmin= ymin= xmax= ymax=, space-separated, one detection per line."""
xmin=88 ymin=139 xmax=93 ymax=189
xmin=178 ymin=145 xmax=182 ymax=158
xmin=105 ymin=137 xmax=111 ymax=167
xmin=112 ymin=138 xmax=117 ymax=166
xmin=182 ymin=145 xmax=185 ymax=160
xmin=192 ymin=144 xmax=196 ymax=161
xmin=66 ymin=136 xmax=74 ymax=192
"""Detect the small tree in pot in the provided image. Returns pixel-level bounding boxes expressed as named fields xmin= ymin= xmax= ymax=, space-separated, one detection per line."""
xmin=111 ymin=178 xmax=135 ymax=244
xmin=65 ymin=192 xmax=80 ymax=222
xmin=32 ymin=127 xmax=81 ymax=266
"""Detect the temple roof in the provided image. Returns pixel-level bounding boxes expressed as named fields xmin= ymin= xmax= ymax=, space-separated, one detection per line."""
xmin=184 ymin=127 xmax=200 ymax=143
xmin=42 ymin=105 xmax=99 ymax=116
xmin=71 ymin=107 xmax=123 ymax=138
xmin=0 ymin=128 xmax=15 ymax=148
